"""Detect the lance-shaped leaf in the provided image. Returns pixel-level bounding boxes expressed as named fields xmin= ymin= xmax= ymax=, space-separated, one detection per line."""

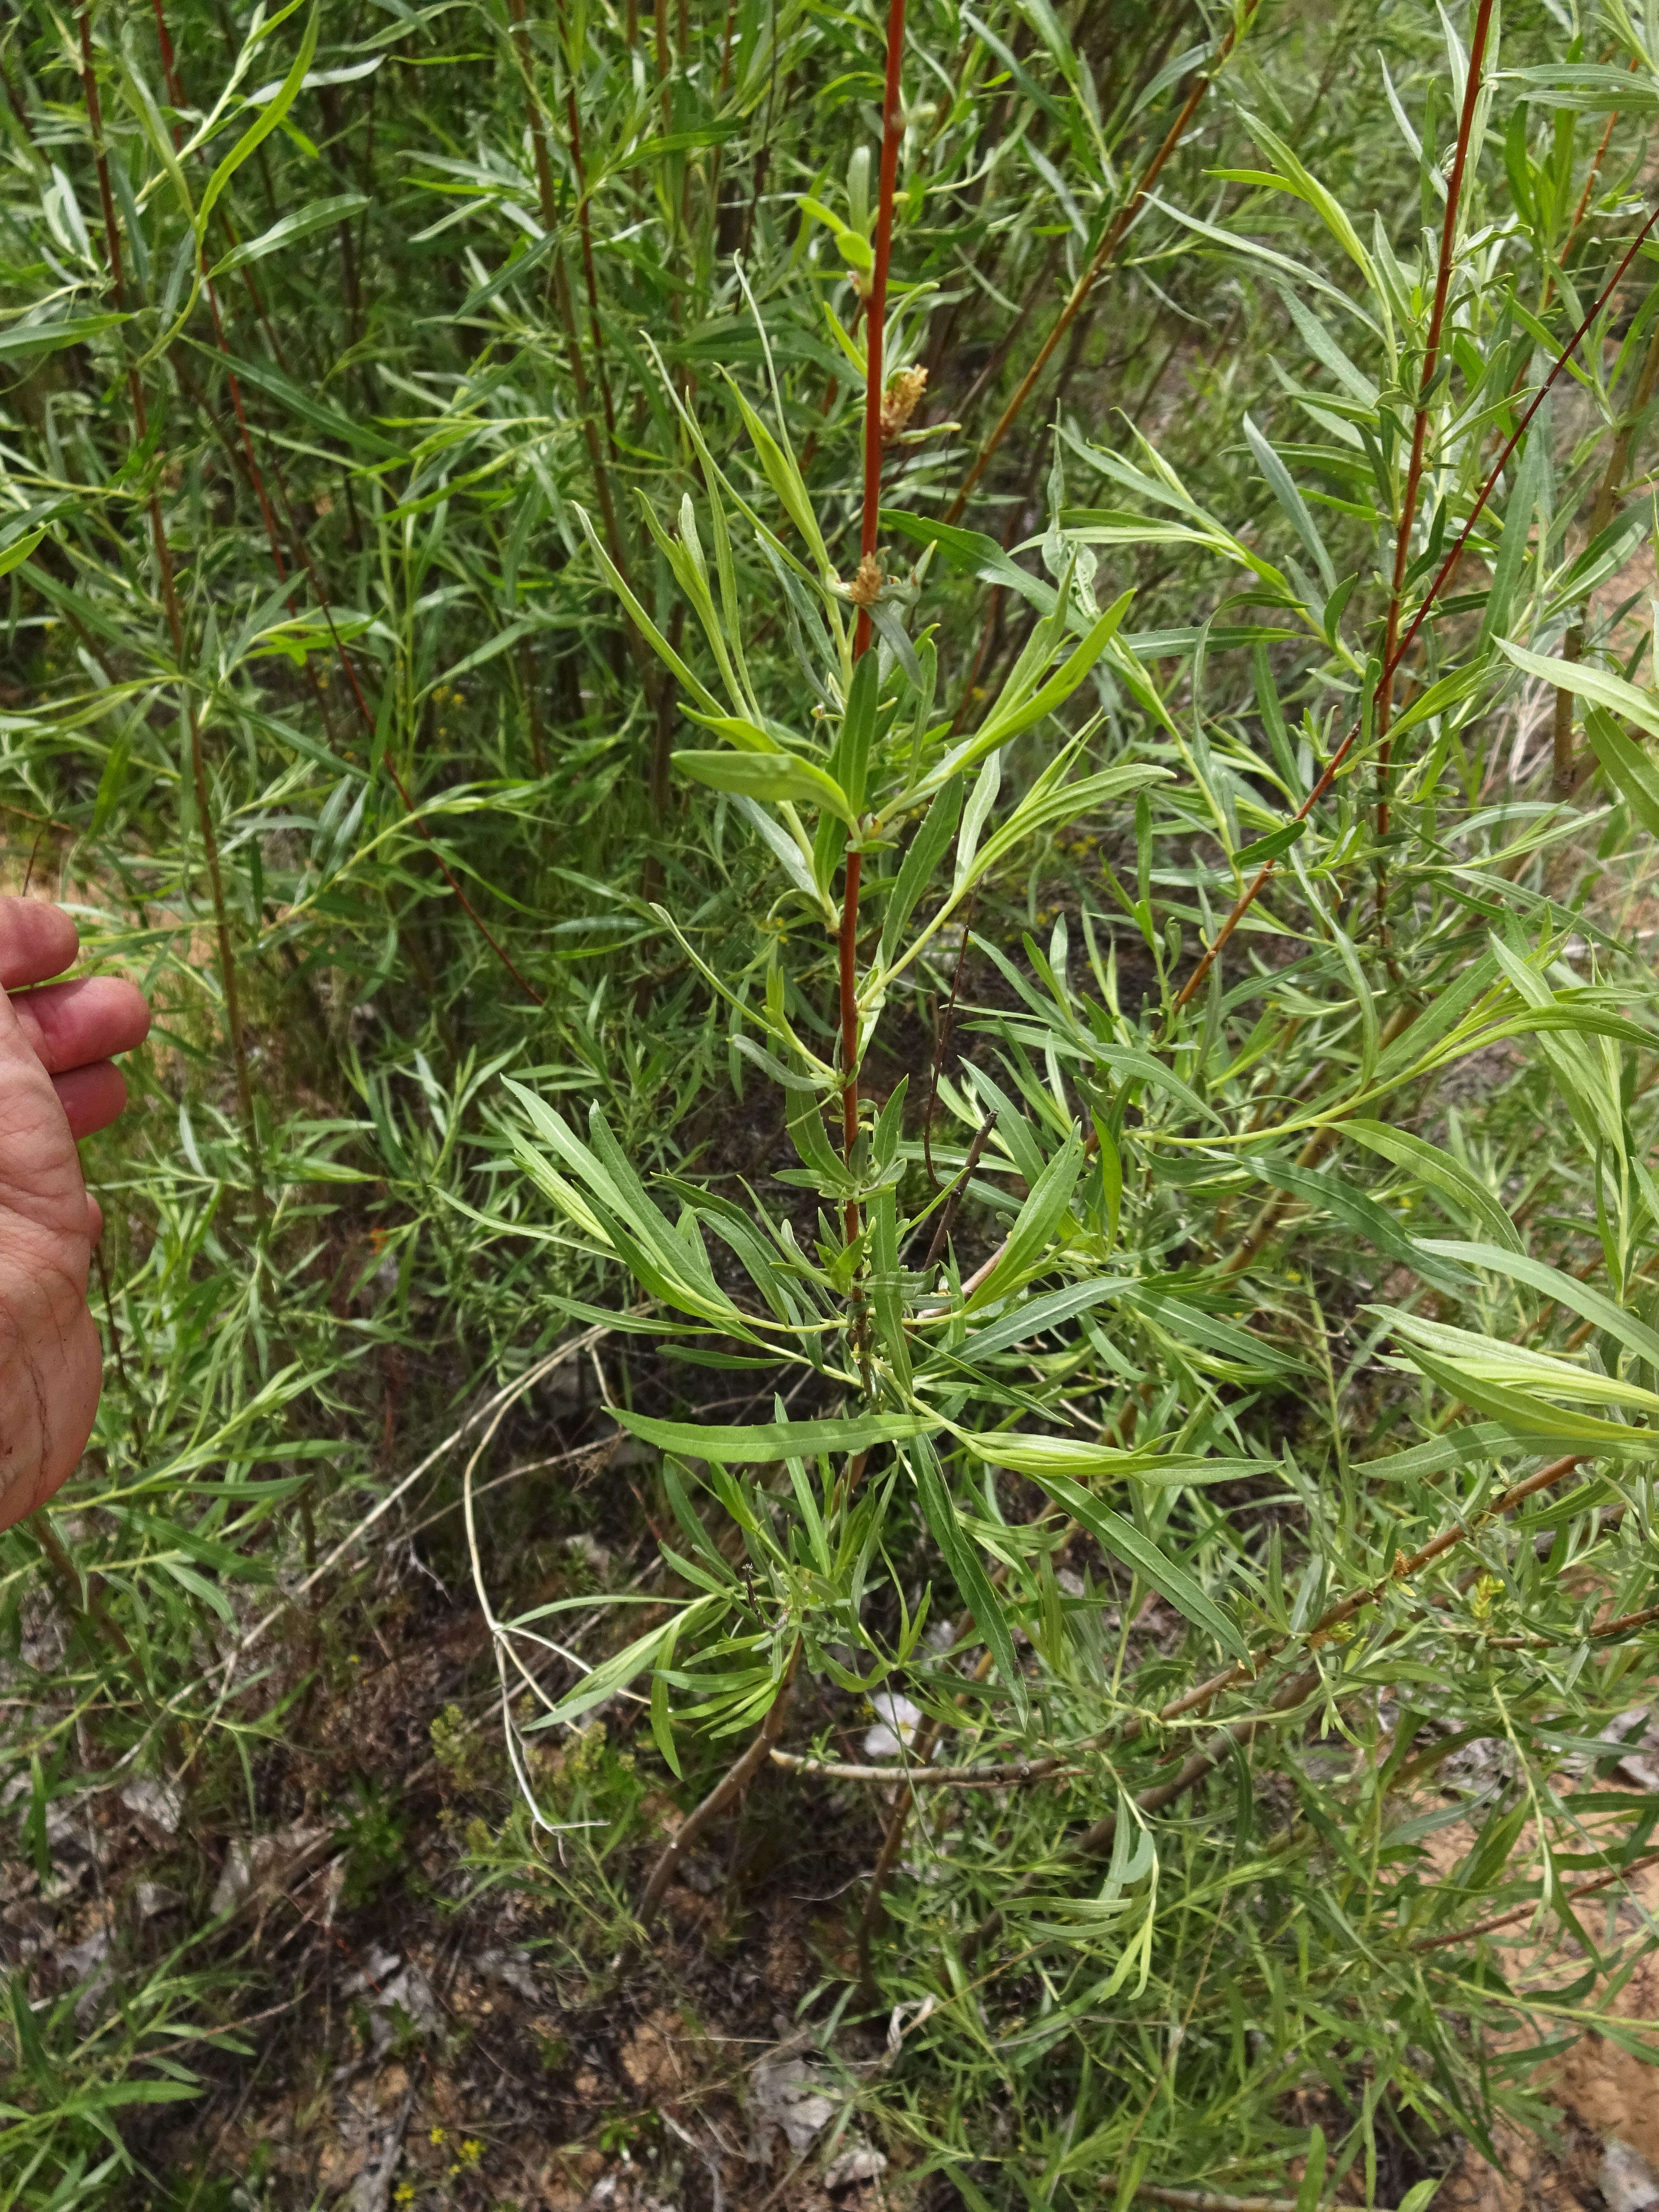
xmin=210 ymin=192 xmax=368 ymax=275
xmin=964 ymin=1130 xmax=1085 ymax=1308
xmin=673 ymin=749 xmax=858 ymax=830
xmin=980 ymin=1454 xmax=1249 ymax=1660
xmin=1242 ymin=415 xmax=1336 ymax=595
xmin=504 ymin=1082 xmax=752 ymax=1329
xmin=614 ymin=1410 xmax=937 ymax=1463
xmin=1414 ymin=1242 xmax=1659 ymax=1371
xmin=908 ymin=1436 xmax=1026 ymax=1719
xmin=530 ymin=1598 xmax=722 ymax=1729
xmin=1380 ymin=1309 xmax=1659 ymax=1443
xmin=1345 ymin=1124 xmax=1523 ymax=1252
xmin=197 ymin=5 xmax=321 ymax=238
xmin=1499 ymin=638 xmax=1659 ymax=835
xmin=1247 ymin=1157 xmax=1475 ymax=1294
xmin=959 ymin=1428 xmax=1270 ymax=1489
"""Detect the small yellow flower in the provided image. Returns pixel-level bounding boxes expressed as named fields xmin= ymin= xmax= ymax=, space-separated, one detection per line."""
xmin=461 ymin=2138 xmax=485 ymax=2167
xmin=394 ymin=2187 xmax=416 ymax=2207
xmin=429 ymin=2127 xmax=447 ymax=2148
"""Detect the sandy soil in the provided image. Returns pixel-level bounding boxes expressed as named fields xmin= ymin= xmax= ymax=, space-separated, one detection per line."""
xmin=1443 ymin=1841 xmax=1659 ymax=2212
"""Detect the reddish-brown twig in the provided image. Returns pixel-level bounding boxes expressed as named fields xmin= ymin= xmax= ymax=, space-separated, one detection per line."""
xmin=838 ymin=0 xmax=908 ymax=1245
xmin=1170 ymin=198 xmax=1659 ymax=1021
xmin=942 ymin=0 xmax=1264 ymax=526
xmin=921 ymin=1109 xmax=998 ymax=1271
xmin=1547 ymin=50 xmax=1635 ymax=315
xmin=854 ymin=0 xmax=908 ymax=660
xmin=1375 ymin=0 xmax=1495 ymax=844
xmin=556 ymin=0 xmax=617 ymax=446
xmin=1411 ymin=1845 xmax=1659 ymax=1953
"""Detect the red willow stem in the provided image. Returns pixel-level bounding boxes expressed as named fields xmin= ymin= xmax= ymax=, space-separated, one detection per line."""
xmin=840 ymin=0 xmax=906 ymax=1239
xmin=854 ymin=0 xmax=907 ymax=662
xmin=563 ymin=77 xmax=616 ymax=446
xmin=1169 ymin=197 xmax=1659 ymax=1022
xmin=839 ymin=848 xmax=863 ymax=1242
xmin=1375 ymin=0 xmax=1496 ymax=843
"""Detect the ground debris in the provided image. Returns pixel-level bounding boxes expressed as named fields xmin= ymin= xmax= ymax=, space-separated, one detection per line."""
xmin=824 ymin=2137 xmax=889 ymax=2190
xmin=584 ymin=2173 xmax=679 ymax=2212
xmin=751 ymin=2050 xmax=841 ymax=2160
xmin=211 ymin=1818 xmax=334 ymax=1915
xmin=477 ymin=1941 xmax=542 ymax=2001
xmin=119 ymin=1775 xmax=183 ymax=1837
xmin=1603 ymin=2141 xmax=1659 ymax=2212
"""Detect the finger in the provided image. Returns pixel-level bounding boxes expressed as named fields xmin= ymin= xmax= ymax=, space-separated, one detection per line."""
xmin=52 ymin=1061 xmax=128 ymax=1140
xmin=87 ymin=1192 xmax=103 ymax=1242
xmin=8 ymin=976 xmax=150 ymax=1075
xmin=0 ymin=898 xmax=79 ymax=992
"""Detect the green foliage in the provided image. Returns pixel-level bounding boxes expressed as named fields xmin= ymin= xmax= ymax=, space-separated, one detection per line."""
xmin=337 ymin=1777 xmax=406 ymax=1907
xmin=3 ymin=0 xmax=1659 ymax=2202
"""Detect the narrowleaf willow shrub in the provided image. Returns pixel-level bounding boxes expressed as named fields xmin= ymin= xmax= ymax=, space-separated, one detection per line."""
xmin=5 ymin=0 xmax=1659 ymax=2200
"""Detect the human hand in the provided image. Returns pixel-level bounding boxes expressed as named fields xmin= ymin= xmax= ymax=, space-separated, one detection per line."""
xmin=0 ymin=899 xmax=150 ymax=1531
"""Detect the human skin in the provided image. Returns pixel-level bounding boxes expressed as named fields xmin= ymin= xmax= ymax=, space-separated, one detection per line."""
xmin=0 ymin=898 xmax=150 ymax=1530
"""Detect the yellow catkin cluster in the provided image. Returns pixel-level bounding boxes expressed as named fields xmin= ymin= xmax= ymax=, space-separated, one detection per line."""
xmin=881 ymin=365 xmax=928 ymax=444
xmin=848 ymin=551 xmax=883 ymax=606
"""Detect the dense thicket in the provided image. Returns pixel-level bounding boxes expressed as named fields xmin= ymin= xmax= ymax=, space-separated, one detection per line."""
xmin=5 ymin=0 xmax=1659 ymax=2203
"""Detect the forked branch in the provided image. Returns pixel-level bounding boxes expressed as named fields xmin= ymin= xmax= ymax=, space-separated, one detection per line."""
xmin=942 ymin=0 xmax=1264 ymax=525
xmin=1171 ymin=199 xmax=1659 ymax=1021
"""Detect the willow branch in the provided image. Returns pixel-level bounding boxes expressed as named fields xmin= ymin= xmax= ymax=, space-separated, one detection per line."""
xmin=942 ymin=0 xmax=1263 ymax=525
xmin=1410 ymin=1846 xmax=1659 ymax=1952
xmin=961 ymin=1452 xmax=1591 ymax=1956
xmin=1375 ymin=0 xmax=1494 ymax=860
xmin=853 ymin=0 xmax=908 ymax=658
xmin=1170 ymin=200 xmax=1659 ymax=1021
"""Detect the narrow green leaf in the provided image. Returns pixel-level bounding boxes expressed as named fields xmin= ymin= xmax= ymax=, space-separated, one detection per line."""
xmin=909 ymin=1436 xmax=1026 ymax=1719
xmin=1035 ymin=1471 xmax=1250 ymax=1661
xmin=198 ymin=6 xmax=320 ymax=238
xmin=1242 ymin=414 xmax=1336 ymax=594
xmin=965 ymin=1131 xmax=1084 ymax=1307
xmin=614 ymin=1410 xmax=935 ymax=1463
xmin=673 ymin=749 xmax=857 ymax=829
xmin=1234 ymin=818 xmax=1307 ymax=868
xmin=1418 ymin=1240 xmax=1659 ymax=1370
xmin=209 ymin=192 xmax=368 ymax=275
xmin=1583 ymin=704 xmax=1659 ymax=839
xmin=0 ymin=314 xmax=125 ymax=359
xmin=1345 ymin=1123 xmax=1523 ymax=1252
